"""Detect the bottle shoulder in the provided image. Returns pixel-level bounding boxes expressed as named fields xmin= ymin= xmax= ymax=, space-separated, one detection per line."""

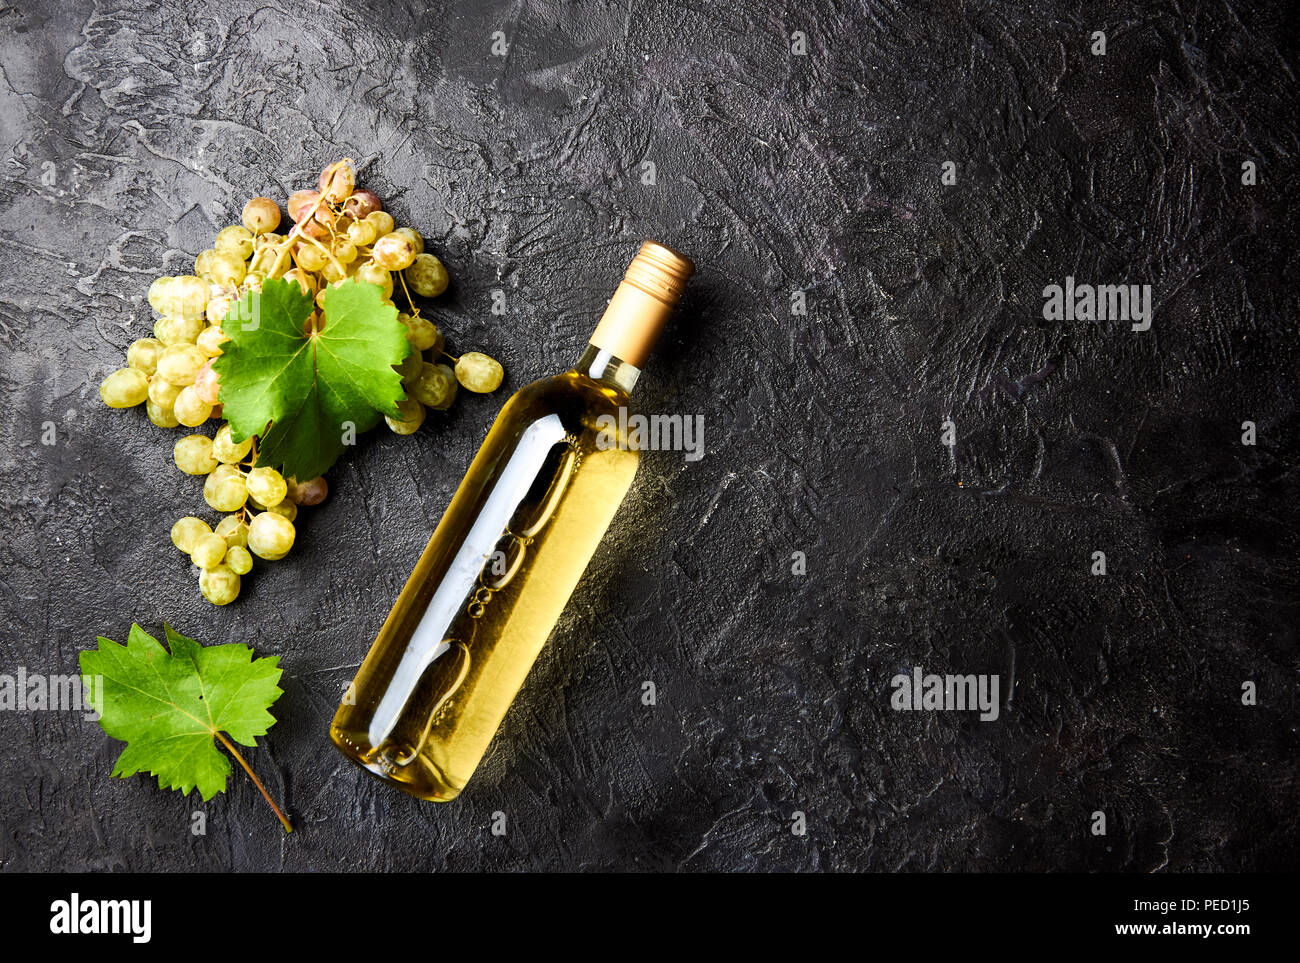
xmin=480 ymin=370 xmax=638 ymax=471
xmin=505 ymin=370 xmax=629 ymax=430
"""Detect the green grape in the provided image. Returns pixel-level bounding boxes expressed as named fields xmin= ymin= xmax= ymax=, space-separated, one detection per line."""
xmin=146 ymin=398 xmax=180 ymax=428
xmin=191 ymin=533 xmax=229 ymax=570
xmin=226 ymin=545 xmax=254 ymax=575
xmin=215 ymin=224 xmax=255 ymax=259
xmin=254 ymin=231 xmax=284 ymax=252
xmin=246 ymin=466 xmax=287 ymax=507
xmin=294 ymin=243 xmax=327 ymax=273
xmin=266 ymin=499 xmax=298 ymax=522
xmin=395 ymin=348 xmax=422 ymax=380
xmin=394 ymin=227 xmax=424 ymax=255
xmin=247 ymin=511 xmax=295 ymax=561
xmin=347 ymin=218 xmax=377 ymax=247
xmin=195 ymin=249 xmax=220 ymax=280
xmin=162 ymin=275 xmax=209 ymax=321
xmin=321 ymin=259 xmax=347 ymax=283
xmin=208 ymin=280 xmax=239 ymax=301
xmin=366 ymin=210 xmax=395 ymax=236
xmin=248 ymin=246 xmax=276 ymax=277
xmin=398 ymin=312 xmax=439 ymax=351
xmin=432 ymin=363 xmax=459 ymax=408
xmin=286 ymin=475 xmax=328 ymax=506
xmin=173 ymin=385 xmax=213 ymax=427
xmin=455 ymin=352 xmax=504 ymax=393
xmin=197 ymin=324 xmax=227 ymax=357
xmin=99 ymin=368 xmax=149 ymax=408
xmin=332 ymin=238 xmax=358 ymax=264
xmin=213 ymin=424 xmax=253 ymax=463
xmin=126 ymin=337 xmax=164 ymax=375
xmin=372 ymin=233 xmax=415 ymax=271
xmin=174 ymin=434 xmax=218 ymax=475
xmin=148 ymin=377 xmax=182 ymax=407
xmin=385 ymin=398 xmax=425 ymax=435
xmin=204 ymin=465 xmax=248 ymax=511
xmin=408 ymin=361 xmax=457 ymax=409
xmin=205 ymin=296 xmax=233 ymax=323
xmin=406 ymin=252 xmax=448 ymax=298
xmin=147 ymin=277 xmax=175 ymax=315
xmin=356 ymin=261 xmax=392 ymax=297
xmin=171 ymin=516 xmax=212 ymax=554
xmin=214 ymin=514 xmax=249 ymax=547
xmin=199 ymin=564 xmax=241 ymax=605
xmin=154 ymin=315 xmax=206 ymax=346
xmin=156 ymin=344 xmax=207 ymax=385
xmin=284 ymin=268 xmax=316 ymax=295
xmin=208 ymin=251 xmax=247 ymax=286
xmin=242 ymin=197 xmax=281 ymax=234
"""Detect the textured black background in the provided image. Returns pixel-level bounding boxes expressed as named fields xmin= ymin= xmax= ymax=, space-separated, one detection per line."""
xmin=1 ymin=0 xmax=1297 ymax=872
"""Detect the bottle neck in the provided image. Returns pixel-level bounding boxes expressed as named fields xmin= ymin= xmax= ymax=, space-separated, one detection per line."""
xmin=575 ymin=343 xmax=640 ymax=395
xmin=581 ymin=241 xmax=693 ymax=397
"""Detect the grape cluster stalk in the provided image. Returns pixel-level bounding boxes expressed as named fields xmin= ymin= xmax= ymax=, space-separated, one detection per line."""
xmin=99 ymin=159 xmax=506 ymax=605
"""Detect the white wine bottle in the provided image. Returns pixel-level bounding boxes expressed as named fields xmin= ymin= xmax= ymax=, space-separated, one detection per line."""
xmin=331 ymin=240 xmax=694 ymax=800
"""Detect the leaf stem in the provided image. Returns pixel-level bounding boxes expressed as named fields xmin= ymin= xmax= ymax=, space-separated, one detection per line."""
xmin=214 ymin=729 xmax=294 ymax=833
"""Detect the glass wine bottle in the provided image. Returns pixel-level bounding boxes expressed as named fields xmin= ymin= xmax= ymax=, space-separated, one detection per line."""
xmin=330 ymin=240 xmax=694 ymax=800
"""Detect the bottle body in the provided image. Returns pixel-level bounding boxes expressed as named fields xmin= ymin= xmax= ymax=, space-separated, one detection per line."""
xmin=330 ymin=359 xmax=639 ymax=800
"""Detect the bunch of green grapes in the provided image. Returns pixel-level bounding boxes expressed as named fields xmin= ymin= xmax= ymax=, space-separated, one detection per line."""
xmin=99 ymin=158 xmax=505 ymax=605
xmin=169 ymin=427 xmax=327 ymax=604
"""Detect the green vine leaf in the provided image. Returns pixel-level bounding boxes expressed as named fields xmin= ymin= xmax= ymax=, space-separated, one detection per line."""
xmin=214 ymin=277 xmax=410 ymax=480
xmin=79 ymin=624 xmax=292 ymax=832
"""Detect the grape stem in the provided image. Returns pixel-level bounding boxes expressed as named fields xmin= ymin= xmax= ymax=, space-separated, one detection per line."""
xmin=300 ymin=231 xmax=343 ymax=275
xmin=263 ymin=159 xmax=353 ymax=279
xmin=213 ymin=729 xmax=293 ymax=833
xmin=395 ymin=266 xmax=420 ymax=319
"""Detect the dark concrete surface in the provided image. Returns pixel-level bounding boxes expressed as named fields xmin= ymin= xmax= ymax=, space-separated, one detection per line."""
xmin=1 ymin=0 xmax=1297 ymax=871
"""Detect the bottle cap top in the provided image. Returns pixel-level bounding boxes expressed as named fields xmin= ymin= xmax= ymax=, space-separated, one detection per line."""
xmin=590 ymin=240 xmax=694 ymax=368
xmin=623 ymin=240 xmax=695 ymax=305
